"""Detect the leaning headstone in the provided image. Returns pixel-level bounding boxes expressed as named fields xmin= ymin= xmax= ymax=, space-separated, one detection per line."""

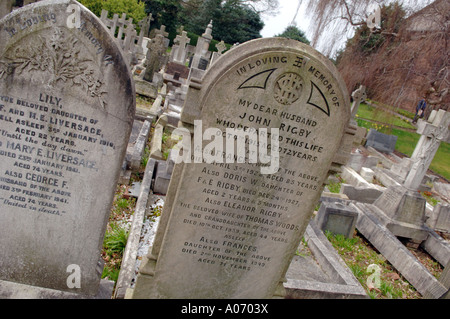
xmin=129 ymin=38 xmax=350 ymax=298
xmin=0 ymin=0 xmax=135 ymax=297
xmin=365 ymin=129 xmax=397 ymax=154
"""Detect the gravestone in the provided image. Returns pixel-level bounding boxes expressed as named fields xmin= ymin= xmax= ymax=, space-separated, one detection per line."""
xmin=315 ymin=202 xmax=358 ymax=238
xmin=143 ymin=34 xmax=166 ymax=83
xmin=100 ymin=9 xmax=139 ymax=67
xmin=366 ymin=110 xmax=450 ymax=242
xmin=428 ymin=203 xmax=450 ymax=233
xmin=171 ymin=30 xmax=190 ymax=65
xmin=129 ymin=38 xmax=350 ymax=298
xmin=190 ymin=20 xmax=213 ymax=70
xmin=365 ymin=129 xmax=397 ymax=153
xmin=0 ymin=0 xmax=135 ymax=296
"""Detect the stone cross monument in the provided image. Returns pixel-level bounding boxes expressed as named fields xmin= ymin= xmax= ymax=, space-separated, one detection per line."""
xmin=404 ymin=110 xmax=450 ymax=190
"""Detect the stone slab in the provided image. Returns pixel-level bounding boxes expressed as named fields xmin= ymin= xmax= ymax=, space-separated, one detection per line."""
xmin=315 ymin=201 xmax=358 ymax=238
xmin=365 ymin=129 xmax=397 ymax=154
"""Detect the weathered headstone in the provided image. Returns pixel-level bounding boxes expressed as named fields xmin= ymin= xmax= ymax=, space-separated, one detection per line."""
xmin=363 ymin=110 xmax=450 ymax=242
xmin=428 ymin=203 xmax=450 ymax=234
xmin=129 ymin=38 xmax=350 ymax=298
xmin=143 ymin=34 xmax=166 ymax=82
xmin=138 ymin=13 xmax=153 ymax=41
xmin=172 ymin=30 xmax=190 ymax=65
xmin=0 ymin=0 xmax=135 ymax=296
xmin=100 ymin=9 xmax=139 ymax=67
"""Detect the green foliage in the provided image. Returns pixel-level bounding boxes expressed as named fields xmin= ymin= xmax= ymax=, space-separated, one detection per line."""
xmin=78 ymin=0 xmax=146 ymax=24
xmin=145 ymin=0 xmax=181 ymax=43
xmin=141 ymin=146 xmax=150 ymax=168
xmin=356 ymin=103 xmax=415 ymax=130
xmin=181 ymin=0 xmax=264 ymax=44
xmin=327 ymin=174 xmax=344 ymax=193
xmin=275 ymin=25 xmax=310 ymax=44
xmin=78 ymin=0 xmax=104 ymax=16
xmin=325 ymin=231 xmax=417 ymax=299
xmin=116 ymin=198 xmax=131 ymax=210
xmin=103 ymin=223 xmax=129 ymax=256
xmin=353 ymin=102 xmax=450 ymax=180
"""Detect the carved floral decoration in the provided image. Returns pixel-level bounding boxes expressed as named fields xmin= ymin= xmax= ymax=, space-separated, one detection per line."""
xmin=0 ymin=28 xmax=107 ymax=109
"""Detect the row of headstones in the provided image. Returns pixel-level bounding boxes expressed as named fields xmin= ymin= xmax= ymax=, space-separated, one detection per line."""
xmin=99 ymin=9 xmax=153 ymax=66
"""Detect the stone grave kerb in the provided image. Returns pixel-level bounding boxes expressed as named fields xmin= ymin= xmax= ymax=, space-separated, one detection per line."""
xmin=130 ymin=37 xmax=351 ymax=299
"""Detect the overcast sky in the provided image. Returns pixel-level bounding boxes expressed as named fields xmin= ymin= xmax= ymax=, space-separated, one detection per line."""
xmin=260 ymin=0 xmax=434 ymax=56
xmin=259 ymin=0 xmax=345 ymax=55
xmin=260 ymin=1 xmax=310 ymax=38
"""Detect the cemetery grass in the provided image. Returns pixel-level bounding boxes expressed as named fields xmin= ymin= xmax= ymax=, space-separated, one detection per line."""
xmin=101 ymin=184 xmax=136 ymax=283
xmin=356 ymin=103 xmax=416 ymax=130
